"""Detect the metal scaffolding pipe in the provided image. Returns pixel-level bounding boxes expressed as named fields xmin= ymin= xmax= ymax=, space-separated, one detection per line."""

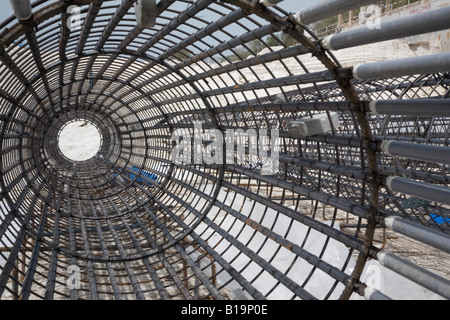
xmin=368 ymin=99 xmax=450 ymax=117
xmin=386 ymin=177 xmax=450 ymax=207
xmin=259 ymin=0 xmax=283 ymax=7
xmin=381 ymin=140 xmax=450 ymax=166
xmin=353 ymin=52 xmax=450 ymax=80
xmin=294 ymin=0 xmax=375 ymax=25
xmin=9 ymin=0 xmax=32 ymax=21
xmin=0 ymin=0 xmax=448 ymax=302
xmin=377 ymin=251 xmax=450 ymax=300
xmin=134 ymin=0 xmax=157 ymax=29
xmin=384 ymin=216 xmax=450 ymax=254
xmin=323 ymin=7 xmax=450 ymax=51
xmin=364 ymin=287 xmax=392 ymax=300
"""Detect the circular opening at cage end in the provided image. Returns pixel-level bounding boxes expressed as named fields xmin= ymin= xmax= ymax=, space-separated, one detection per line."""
xmin=58 ymin=120 xmax=102 ymax=161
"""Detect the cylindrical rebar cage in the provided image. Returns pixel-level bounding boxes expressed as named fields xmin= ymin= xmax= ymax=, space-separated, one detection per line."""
xmin=0 ymin=0 xmax=449 ymax=300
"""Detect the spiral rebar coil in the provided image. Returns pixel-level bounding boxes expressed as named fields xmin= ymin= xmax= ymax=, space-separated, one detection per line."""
xmin=0 ymin=0 xmax=449 ymax=300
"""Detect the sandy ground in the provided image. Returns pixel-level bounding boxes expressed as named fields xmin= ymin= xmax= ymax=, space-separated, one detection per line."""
xmin=58 ymin=121 xmax=101 ymax=161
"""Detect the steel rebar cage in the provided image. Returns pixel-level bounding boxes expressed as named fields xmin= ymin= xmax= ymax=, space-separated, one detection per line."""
xmin=0 ymin=0 xmax=449 ymax=300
